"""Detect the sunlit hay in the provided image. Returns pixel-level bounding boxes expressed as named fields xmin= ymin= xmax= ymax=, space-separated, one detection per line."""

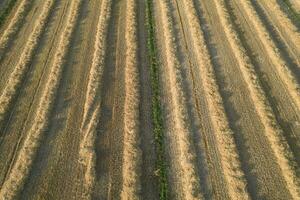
xmin=0 ymin=0 xmax=54 ymax=122
xmin=81 ymin=0 xmax=111 ymax=131
xmin=155 ymin=0 xmax=205 ymax=199
xmin=80 ymin=106 xmax=100 ymax=199
xmin=179 ymin=0 xmax=251 ymax=199
xmin=258 ymin=0 xmax=300 ymax=58
xmin=79 ymin=0 xmax=112 ymax=199
xmin=0 ymin=0 xmax=31 ymax=55
xmin=213 ymin=0 xmax=300 ymax=198
xmin=120 ymin=0 xmax=142 ymax=199
xmin=0 ymin=1 xmax=82 ymax=199
xmin=240 ymin=0 xmax=300 ymax=110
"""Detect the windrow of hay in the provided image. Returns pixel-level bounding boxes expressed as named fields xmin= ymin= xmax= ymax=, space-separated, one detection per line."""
xmin=0 ymin=0 xmax=31 ymax=55
xmin=156 ymin=0 xmax=203 ymax=199
xmin=214 ymin=0 xmax=300 ymax=198
xmin=79 ymin=0 xmax=112 ymax=199
xmin=120 ymin=0 xmax=142 ymax=199
xmin=80 ymin=0 xmax=112 ymax=131
xmin=179 ymin=0 xmax=250 ymax=199
xmin=277 ymin=0 xmax=300 ymax=27
xmin=254 ymin=0 xmax=300 ymax=73
xmin=238 ymin=0 xmax=300 ymax=110
xmin=0 ymin=0 xmax=55 ymax=123
xmin=0 ymin=0 xmax=19 ymax=28
xmin=257 ymin=0 xmax=300 ymax=56
xmin=80 ymin=106 xmax=100 ymax=200
xmin=0 ymin=0 xmax=82 ymax=199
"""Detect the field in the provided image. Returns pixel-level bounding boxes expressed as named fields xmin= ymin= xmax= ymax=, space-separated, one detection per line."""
xmin=0 ymin=0 xmax=299 ymax=199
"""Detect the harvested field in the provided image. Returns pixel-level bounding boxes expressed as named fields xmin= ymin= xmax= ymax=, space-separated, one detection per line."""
xmin=0 ymin=0 xmax=299 ymax=199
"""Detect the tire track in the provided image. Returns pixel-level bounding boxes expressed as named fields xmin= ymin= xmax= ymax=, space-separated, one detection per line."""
xmin=19 ymin=0 xmax=103 ymax=198
xmin=197 ymin=0 xmax=294 ymax=198
xmin=93 ymin=0 xmax=126 ymax=198
xmin=236 ymin=0 xmax=300 ymax=111
xmin=0 ymin=0 xmax=69 ymax=185
xmin=154 ymin=0 xmax=204 ymax=199
xmin=170 ymin=0 xmax=228 ymax=198
xmin=227 ymin=0 xmax=300 ymax=191
xmin=0 ymin=0 xmax=69 ymax=148
xmin=227 ymin=0 xmax=300 ymax=145
xmin=213 ymin=0 xmax=300 ymax=198
xmin=0 ymin=0 xmax=55 ymax=123
xmin=0 ymin=0 xmax=82 ymax=198
xmin=79 ymin=0 xmax=112 ymax=198
xmin=175 ymin=0 xmax=250 ymax=199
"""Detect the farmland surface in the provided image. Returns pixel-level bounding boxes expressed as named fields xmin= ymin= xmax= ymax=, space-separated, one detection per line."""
xmin=0 ymin=0 xmax=299 ymax=199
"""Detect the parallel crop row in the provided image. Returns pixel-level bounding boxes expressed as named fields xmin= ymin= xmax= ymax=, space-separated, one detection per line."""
xmin=156 ymin=0 xmax=203 ymax=199
xmin=0 ymin=0 xmax=82 ymax=199
xmin=252 ymin=0 xmax=300 ymax=66
xmin=214 ymin=0 xmax=300 ymax=198
xmin=238 ymin=0 xmax=300 ymax=110
xmin=79 ymin=0 xmax=112 ymax=199
xmin=179 ymin=0 xmax=250 ymax=199
xmin=0 ymin=0 xmax=18 ymax=28
xmin=0 ymin=0 xmax=55 ymax=123
xmin=0 ymin=0 xmax=31 ymax=55
xmin=121 ymin=0 xmax=142 ymax=199
xmin=278 ymin=0 xmax=300 ymax=28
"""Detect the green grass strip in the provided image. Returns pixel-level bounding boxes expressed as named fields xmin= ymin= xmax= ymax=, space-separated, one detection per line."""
xmin=277 ymin=0 xmax=300 ymax=28
xmin=0 ymin=0 xmax=19 ymax=28
xmin=145 ymin=0 xmax=168 ymax=199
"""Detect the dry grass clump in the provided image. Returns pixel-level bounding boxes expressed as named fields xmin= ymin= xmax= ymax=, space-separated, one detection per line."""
xmin=0 ymin=0 xmax=82 ymax=199
xmin=214 ymin=0 xmax=300 ymax=198
xmin=120 ymin=0 xmax=142 ymax=199
xmin=0 ymin=0 xmax=55 ymax=123
xmin=179 ymin=0 xmax=250 ymax=199
xmin=0 ymin=0 xmax=31 ymax=55
xmin=156 ymin=0 xmax=203 ymax=199
xmin=239 ymin=0 xmax=300 ymax=110
xmin=79 ymin=0 xmax=112 ymax=198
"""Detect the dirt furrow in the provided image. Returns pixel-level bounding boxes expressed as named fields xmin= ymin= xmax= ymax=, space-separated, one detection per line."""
xmin=0 ymin=0 xmax=70 ymax=186
xmin=227 ymin=0 xmax=300 ymax=165
xmin=197 ymin=0 xmax=294 ymax=198
xmin=0 ymin=0 xmax=31 ymax=55
xmin=79 ymin=0 xmax=112 ymax=198
xmin=176 ymin=0 xmax=250 ymax=199
xmin=18 ymin=0 xmax=103 ymax=199
xmin=0 ymin=0 xmax=43 ymax=86
xmin=169 ymin=2 xmax=211 ymax=198
xmin=214 ymin=0 xmax=300 ymax=198
xmin=0 ymin=0 xmax=55 ymax=122
xmin=92 ymin=0 xmax=126 ymax=198
xmin=0 ymin=0 xmax=82 ymax=198
xmin=154 ymin=0 xmax=204 ymax=199
xmin=257 ymin=0 xmax=300 ymax=66
xmin=236 ymin=0 xmax=300 ymax=110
